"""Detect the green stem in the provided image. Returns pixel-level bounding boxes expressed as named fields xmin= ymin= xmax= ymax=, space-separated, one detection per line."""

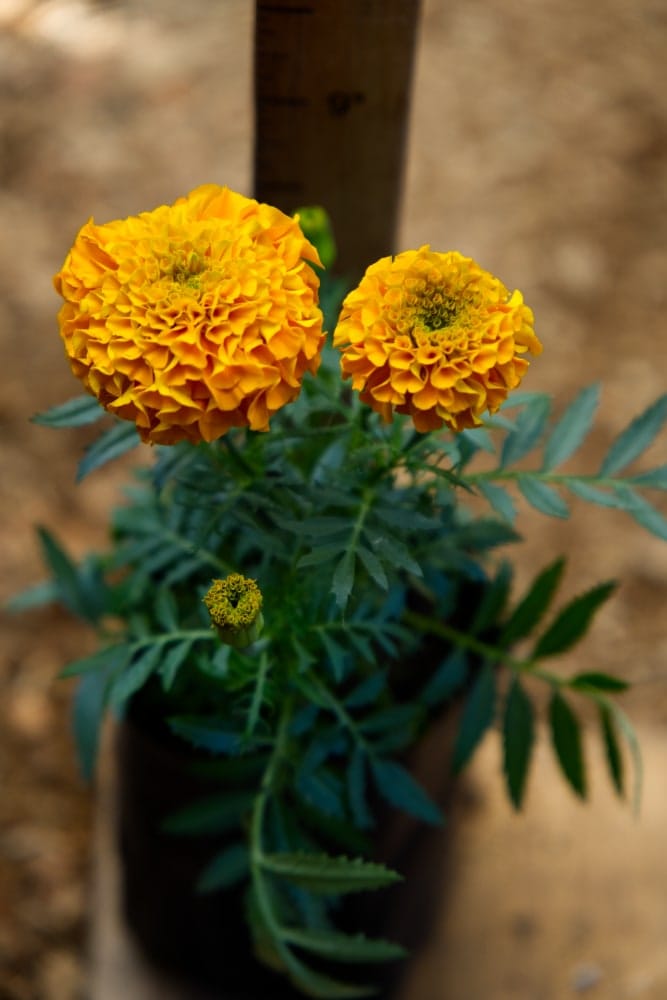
xmin=249 ymin=695 xmax=295 ymax=964
xmin=402 ymin=609 xmax=563 ymax=687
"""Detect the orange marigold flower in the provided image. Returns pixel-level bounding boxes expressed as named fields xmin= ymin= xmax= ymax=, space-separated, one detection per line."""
xmin=53 ymin=185 xmax=325 ymax=444
xmin=333 ymin=246 xmax=542 ymax=433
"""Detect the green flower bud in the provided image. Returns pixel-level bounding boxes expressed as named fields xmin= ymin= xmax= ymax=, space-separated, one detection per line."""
xmin=203 ymin=575 xmax=264 ymax=649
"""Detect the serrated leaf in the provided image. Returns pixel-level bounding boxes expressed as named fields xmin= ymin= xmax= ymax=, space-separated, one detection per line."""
xmin=282 ymin=927 xmax=406 ymax=963
xmin=542 ymin=383 xmax=600 ymax=470
xmin=196 ymin=843 xmax=249 ymax=893
xmin=549 ymin=690 xmax=586 ymax=798
xmin=517 ymin=477 xmax=570 ymax=518
xmin=616 ymin=487 xmax=667 ymax=541
xmin=500 ymin=557 xmax=565 ymax=646
xmin=502 ymin=676 xmax=535 ymax=809
xmin=260 ymin=852 xmax=401 ymax=894
xmin=3 ymin=579 xmax=59 ymax=613
xmin=32 ymin=394 xmax=104 ymax=428
xmin=347 ymin=748 xmax=373 ymax=829
xmin=356 ymin=545 xmax=388 ymax=590
xmin=108 ymin=644 xmax=163 ymax=712
xmin=163 ymin=790 xmax=254 ymax=835
xmin=344 ymin=672 xmax=386 ymax=710
xmin=500 ymin=395 xmax=551 ymax=468
xmin=599 ymin=394 xmax=667 ymax=476
xmin=421 ymin=649 xmax=469 ymax=706
xmin=569 ymin=671 xmax=629 ymax=693
xmin=599 ymin=705 xmax=624 ymax=797
xmin=37 ymin=527 xmax=100 ymax=623
xmin=476 ymin=481 xmax=517 ymax=524
xmin=612 ymin=705 xmax=642 ymax=814
xmin=470 ymin=562 xmax=512 ymax=635
xmin=566 ymin=480 xmax=625 ymax=508
xmin=332 ymin=551 xmax=355 ymax=610
xmin=72 ymin=668 xmax=111 ymax=781
xmin=371 ymin=534 xmax=422 ymax=577
xmin=629 ymin=463 xmax=667 ymax=489
xmin=169 ymin=716 xmax=241 ymax=754
xmin=453 ymin=661 xmax=496 ymax=772
xmin=285 ymin=955 xmax=377 ymax=1000
xmin=159 ymin=640 xmax=194 ymax=692
xmin=370 ymin=758 xmax=443 ymax=826
xmin=153 ymin=588 xmax=179 ymax=630
xmin=76 ymin=421 xmax=141 ymax=482
xmin=532 ymin=581 xmax=616 ymax=658
xmin=59 ymin=643 xmax=132 ymax=679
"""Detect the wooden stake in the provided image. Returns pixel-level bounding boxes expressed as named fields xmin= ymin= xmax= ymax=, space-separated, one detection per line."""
xmin=253 ymin=0 xmax=421 ymax=279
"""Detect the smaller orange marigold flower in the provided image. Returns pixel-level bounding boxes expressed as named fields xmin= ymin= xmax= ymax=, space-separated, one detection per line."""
xmin=333 ymin=246 xmax=542 ymax=432
xmin=53 ymin=185 xmax=325 ymax=444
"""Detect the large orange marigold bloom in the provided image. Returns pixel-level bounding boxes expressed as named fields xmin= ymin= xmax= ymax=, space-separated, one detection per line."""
xmin=333 ymin=247 xmax=542 ymax=433
xmin=54 ymin=185 xmax=325 ymax=444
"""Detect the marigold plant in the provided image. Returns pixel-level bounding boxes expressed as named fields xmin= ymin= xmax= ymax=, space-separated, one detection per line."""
xmin=21 ymin=192 xmax=667 ymax=999
xmin=334 ymin=246 xmax=542 ymax=432
xmin=53 ymin=185 xmax=324 ymax=445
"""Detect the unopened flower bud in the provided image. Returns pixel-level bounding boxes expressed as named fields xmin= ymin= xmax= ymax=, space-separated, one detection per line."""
xmin=203 ymin=575 xmax=264 ymax=649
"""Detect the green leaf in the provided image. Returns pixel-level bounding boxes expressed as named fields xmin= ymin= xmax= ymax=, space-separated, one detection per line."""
xmin=370 ymin=758 xmax=443 ymax=826
xmin=502 ymin=676 xmax=535 ymax=809
xmin=517 ymin=477 xmax=570 ymax=518
xmin=196 ymin=843 xmax=249 ymax=893
xmin=421 ymin=649 xmax=469 ymax=706
xmin=159 ymin=640 xmax=194 ymax=692
xmin=59 ymin=644 xmax=132 ymax=679
xmin=569 ymin=671 xmax=629 ymax=693
xmin=532 ymin=581 xmax=616 ymax=658
xmin=500 ymin=395 xmax=551 ymax=468
xmin=566 ymin=480 xmax=625 ymax=508
xmin=163 ymin=791 xmax=254 ymax=835
xmin=476 ymin=481 xmax=517 ymax=524
xmin=629 ymin=463 xmax=667 ymax=489
xmin=542 ymin=383 xmax=600 ymax=470
xmin=32 ymin=394 xmax=104 ymax=428
xmin=72 ymin=669 xmax=111 ymax=781
xmin=470 ymin=562 xmax=512 ymax=635
xmin=500 ymin=558 xmax=565 ymax=646
xmin=108 ymin=644 xmax=163 ymax=713
xmin=294 ymin=205 xmax=337 ymax=269
xmin=36 ymin=527 xmax=100 ymax=623
xmin=3 ymin=579 xmax=59 ymax=613
xmin=347 ymin=748 xmax=373 ymax=829
xmin=615 ymin=487 xmax=667 ymax=541
xmin=332 ymin=551 xmax=355 ymax=611
xmin=453 ymin=662 xmax=496 ymax=772
xmin=599 ymin=394 xmax=667 ymax=476
xmin=169 ymin=716 xmax=241 ymax=754
xmin=281 ymin=927 xmax=406 ymax=963
xmin=612 ymin=705 xmax=642 ymax=814
xmin=285 ymin=956 xmax=377 ymax=1000
xmin=260 ymin=852 xmax=401 ymax=894
xmin=371 ymin=534 xmax=422 ymax=577
xmin=356 ymin=545 xmax=388 ymax=590
xmin=76 ymin=421 xmax=141 ymax=481
xmin=599 ymin=705 xmax=624 ymax=797
xmin=153 ymin=588 xmax=179 ymax=630
xmin=549 ymin=690 xmax=586 ymax=798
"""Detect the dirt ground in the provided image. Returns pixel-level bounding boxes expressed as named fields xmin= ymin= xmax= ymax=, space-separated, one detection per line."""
xmin=0 ymin=1 xmax=666 ymax=998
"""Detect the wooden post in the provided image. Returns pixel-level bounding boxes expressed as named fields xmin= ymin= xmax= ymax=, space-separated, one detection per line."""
xmin=253 ymin=0 xmax=422 ymax=279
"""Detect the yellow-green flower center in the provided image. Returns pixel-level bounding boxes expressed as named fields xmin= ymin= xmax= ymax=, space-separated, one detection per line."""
xmin=203 ymin=574 xmax=263 ymax=631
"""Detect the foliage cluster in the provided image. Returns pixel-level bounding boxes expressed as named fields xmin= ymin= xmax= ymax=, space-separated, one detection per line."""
xmin=19 ymin=272 xmax=667 ymax=997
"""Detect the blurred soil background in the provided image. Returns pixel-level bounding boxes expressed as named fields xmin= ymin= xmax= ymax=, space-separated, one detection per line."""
xmin=0 ymin=0 xmax=666 ymax=998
